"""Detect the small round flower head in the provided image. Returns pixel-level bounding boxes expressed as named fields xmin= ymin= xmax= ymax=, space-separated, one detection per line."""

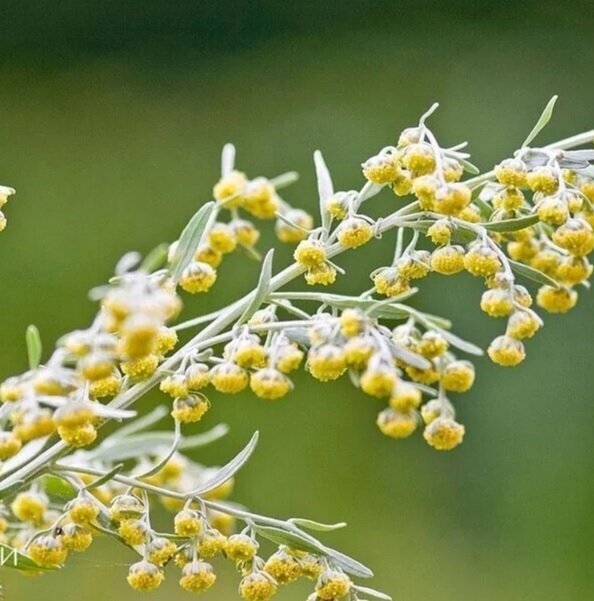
xmin=506 ymin=309 xmax=542 ymax=339
xmin=61 ymin=523 xmax=93 ymax=552
xmin=362 ymin=152 xmax=399 ymax=184
xmin=127 ymin=560 xmax=165 ymax=591
xmin=423 ymin=417 xmax=465 ymax=451
xmin=389 ymin=381 xmax=422 ymax=412
xmin=430 ymin=245 xmax=465 ymax=275
xmin=434 ymin=183 xmax=472 ymax=216
xmin=339 ymin=308 xmax=365 ymax=338
xmin=197 ymin=529 xmax=227 ymax=558
xmin=417 ymin=331 xmax=448 ymax=358
xmin=264 ymin=548 xmax=301 ymax=584
xmin=325 ymin=192 xmax=349 ymax=220
xmin=276 ymin=209 xmax=314 ymax=243
xmin=305 ymin=263 xmax=337 ymax=286
xmin=28 ymin=535 xmax=68 ymax=567
xmin=580 ymin=179 xmax=594 ymax=203
xmin=360 ymin=359 xmax=398 ymax=398
xmin=195 ymin=244 xmax=223 ymax=267
xmin=174 ymin=508 xmax=203 ymax=537
xmin=401 ymin=143 xmax=436 ymax=177
xmin=171 ymin=394 xmax=210 ymax=423
xmin=412 ymin=174 xmax=439 ymax=209
xmin=53 ymin=401 xmax=95 ymax=428
xmin=250 ymin=368 xmax=291 ymax=400
xmin=232 ymin=218 xmax=261 ymax=248
xmin=463 ymin=243 xmax=502 ymax=277
xmin=0 ymin=184 xmax=15 ymax=208
xmin=13 ymin=408 xmax=56 ymax=442
xmin=210 ymin=362 xmax=249 ymax=393
xmin=512 ymin=284 xmax=533 ymax=308
xmin=155 ymin=326 xmax=178 ymax=355
xmin=427 ymin=219 xmax=453 ymax=245
xmin=185 ymin=363 xmax=210 ymax=390
xmin=536 ymin=285 xmax=577 ymax=314
xmin=527 ymin=166 xmax=559 ymax=195
xmin=89 ymin=374 xmax=122 ymax=398
xmin=294 ymin=239 xmax=327 ymax=268
xmin=441 ymin=360 xmax=475 ymax=393
xmin=480 ymin=288 xmax=514 ymax=317
xmin=239 ymin=571 xmax=278 ymax=601
xmin=180 ymin=261 xmax=217 ymax=294
xmin=536 ymin=195 xmax=569 ymax=226
xmin=208 ymin=222 xmax=237 ymax=254
xmin=0 ymin=377 xmax=24 ymax=402
xmin=336 ymin=217 xmax=373 ymax=249
xmin=225 ymin=533 xmax=259 ymax=563
xmin=376 ymin=408 xmax=417 ymax=439
xmin=179 ymin=560 xmax=217 ymax=593
xmin=58 ymin=422 xmax=98 ymax=448
xmin=120 ymin=353 xmax=159 ymax=379
xmin=307 ymin=344 xmax=347 ymax=382
xmin=299 ymin=553 xmax=324 ymax=580
xmin=315 ymin=569 xmax=352 ymax=600
xmin=275 ymin=344 xmax=304 ymax=373
xmin=566 ymin=191 xmax=584 ymax=214
xmin=458 ymin=204 xmax=481 ymax=223
xmin=494 ymin=158 xmax=528 ymax=187
xmin=67 ymin=496 xmax=100 ymax=524
xmin=398 ymin=126 xmax=423 ymax=147
xmin=174 ymin=546 xmax=194 ymax=567
xmin=560 ymin=255 xmax=593 ymax=285
xmin=552 ymin=218 xmax=594 ymax=256
xmin=160 ymin=373 xmax=189 ymax=398
xmin=487 ymin=335 xmax=526 ymax=366
xmin=373 ymin=267 xmax=410 ymax=297
xmin=531 ymin=250 xmax=560 ymax=276
xmin=507 ymin=239 xmax=538 ymax=262
xmin=213 ymin=170 xmax=247 ymax=207
xmin=243 ymin=178 xmax=279 ymax=219
xmin=391 ymin=168 xmax=413 ymax=196
xmin=147 ymin=537 xmax=177 ymax=566
xmin=396 ymin=251 xmax=431 ymax=279
xmin=405 ymin=363 xmax=440 ymax=385
xmin=11 ymin=491 xmax=48 ymax=523
xmin=119 ymin=313 xmax=159 ymax=358
xmin=227 ymin=337 xmax=268 ymax=369
xmin=421 ymin=399 xmax=443 ymax=425
xmin=109 ymin=494 xmax=145 ymax=522
xmin=443 ymin=158 xmax=464 ymax=182
xmin=493 ymin=186 xmax=526 ymax=211
xmin=80 ymin=352 xmax=115 ymax=381
xmin=343 ymin=335 xmax=375 ymax=368
xmin=0 ymin=431 xmax=22 ymax=459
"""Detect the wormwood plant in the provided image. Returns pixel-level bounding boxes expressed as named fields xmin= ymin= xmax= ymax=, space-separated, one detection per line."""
xmin=0 ymin=98 xmax=593 ymax=599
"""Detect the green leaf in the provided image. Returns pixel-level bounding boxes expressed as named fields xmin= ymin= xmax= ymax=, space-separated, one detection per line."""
xmin=237 ymin=250 xmax=274 ymax=325
xmin=508 ymin=259 xmax=560 ymax=287
xmin=140 ymin=243 xmax=169 ymax=273
xmin=324 ymin=548 xmax=374 ymax=579
xmin=457 ymin=157 xmax=480 ymax=175
xmin=289 ymin=518 xmax=347 ymax=532
xmin=522 ymin=95 xmax=558 ymax=148
xmin=314 ymin=150 xmax=334 ymax=232
xmin=83 ymin=463 xmax=125 ymax=490
xmin=481 ymin=214 xmax=539 ymax=233
xmin=255 ymin=525 xmax=326 ymax=555
xmin=26 ymin=325 xmax=42 ymax=370
xmin=169 ymin=202 xmax=216 ymax=283
xmin=42 ymin=474 xmax=77 ymax=501
xmin=0 ymin=543 xmax=54 ymax=572
xmin=189 ymin=432 xmax=259 ymax=496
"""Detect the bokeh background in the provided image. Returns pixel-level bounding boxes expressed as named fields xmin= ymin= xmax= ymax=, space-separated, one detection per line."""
xmin=1 ymin=1 xmax=593 ymax=600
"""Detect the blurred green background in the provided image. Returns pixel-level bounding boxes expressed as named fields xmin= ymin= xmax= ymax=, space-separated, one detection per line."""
xmin=1 ymin=1 xmax=593 ymax=600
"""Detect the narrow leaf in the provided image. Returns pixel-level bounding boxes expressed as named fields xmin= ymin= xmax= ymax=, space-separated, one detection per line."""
xmin=83 ymin=463 xmax=125 ymax=490
xmin=179 ymin=424 xmax=229 ymax=450
xmin=255 ymin=525 xmax=326 ymax=556
xmin=481 ymin=214 xmax=539 ymax=233
xmin=508 ymin=259 xmax=560 ymax=287
xmin=237 ymin=250 xmax=274 ymax=325
xmin=353 ymin=585 xmax=393 ymax=601
xmin=0 ymin=542 xmax=54 ymax=572
xmin=189 ymin=432 xmax=259 ymax=496
xmin=522 ymin=95 xmax=558 ymax=148
xmin=457 ymin=157 xmax=480 ymax=175
xmin=314 ymin=150 xmax=334 ymax=231
xmin=325 ymin=548 xmax=374 ymax=578
xmin=109 ymin=406 xmax=169 ymax=440
xmin=289 ymin=518 xmax=347 ymax=532
xmin=169 ymin=202 xmax=216 ymax=283
xmin=221 ymin=143 xmax=236 ymax=177
xmin=26 ymin=325 xmax=42 ymax=370
xmin=270 ymin=171 xmax=299 ymax=189
xmin=140 ymin=243 xmax=169 ymax=273
xmin=42 ymin=475 xmax=77 ymax=501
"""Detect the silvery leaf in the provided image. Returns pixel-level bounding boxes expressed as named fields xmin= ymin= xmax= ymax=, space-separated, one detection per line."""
xmin=314 ymin=150 xmax=334 ymax=231
xmin=221 ymin=143 xmax=236 ymax=176
xmin=237 ymin=250 xmax=274 ymax=325
xmin=26 ymin=324 xmax=42 ymax=370
xmin=522 ymin=95 xmax=558 ymax=148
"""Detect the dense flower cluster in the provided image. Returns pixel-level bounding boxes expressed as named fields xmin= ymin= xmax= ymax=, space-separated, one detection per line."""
xmin=0 ymin=99 xmax=592 ymax=596
xmin=0 ymin=184 xmax=15 ymax=233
